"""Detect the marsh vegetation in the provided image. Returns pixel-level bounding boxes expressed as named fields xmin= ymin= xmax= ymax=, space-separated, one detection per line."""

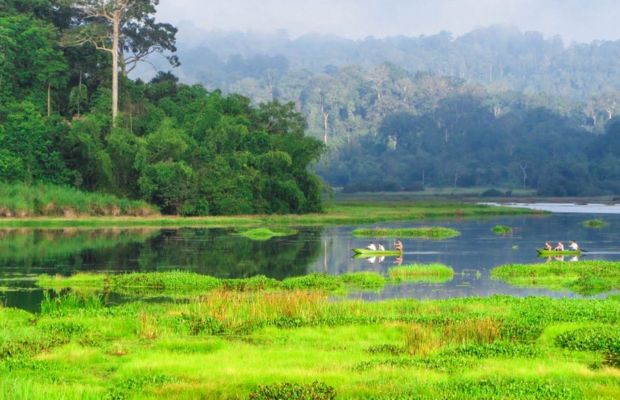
xmin=1 ymin=276 xmax=619 ymax=399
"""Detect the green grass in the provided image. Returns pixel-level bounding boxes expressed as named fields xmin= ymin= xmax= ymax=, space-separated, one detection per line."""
xmin=237 ymin=227 xmax=298 ymax=241
xmin=491 ymin=261 xmax=620 ymax=295
xmin=352 ymin=227 xmax=461 ymax=240
xmin=492 ymin=225 xmax=513 ymax=235
xmin=1 ymin=290 xmax=619 ymax=399
xmin=37 ymin=271 xmax=393 ymax=296
xmin=0 ymin=183 xmax=156 ymax=218
xmin=582 ymin=219 xmax=609 ymax=229
xmin=388 ymin=264 xmax=455 ymax=283
xmin=0 ymin=201 xmax=536 ymax=229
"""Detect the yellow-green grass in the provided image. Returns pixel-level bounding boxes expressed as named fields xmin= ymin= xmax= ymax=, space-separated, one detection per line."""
xmin=1 ymin=291 xmax=619 ymax=399
xmin=388 ymin=264 xmax=455 ymax=283
xmin=353 ymin=226 xmax=460 ymax=240
xmin=0 ymin=201 xmax=536 ymax=229
xmin=491 ymin=261 xmax=620 ymax=295
xmin=237 ymin=227 xmax=298 ymax=241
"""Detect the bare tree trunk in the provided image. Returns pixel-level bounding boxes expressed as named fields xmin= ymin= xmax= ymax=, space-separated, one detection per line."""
xmin=112 ymin=10 xmax=120 ymax=125
xmin=322 ymin=112 xmax=329 ymax=145
xmin=77 ymin=70 xmax=82 ymax=117
xmin=519 ymin=162 xmax=528 ymax=189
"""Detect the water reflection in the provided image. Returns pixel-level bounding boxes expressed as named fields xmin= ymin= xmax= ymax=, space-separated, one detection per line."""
xmin=2 ymin=212 xmax=620 ymax=312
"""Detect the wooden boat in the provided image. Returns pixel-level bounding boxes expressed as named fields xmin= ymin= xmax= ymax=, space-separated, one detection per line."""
xmin=536 ymin=249 xmax=582 ymax=256
xmin=352 ymin=248 xmax=402 ymax=257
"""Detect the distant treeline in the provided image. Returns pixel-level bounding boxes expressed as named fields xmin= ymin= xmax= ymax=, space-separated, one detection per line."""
xmin=0 ymin=2 xmax=324 ymax=215
xmin=166 ymin=26 xmax=620 ymax=195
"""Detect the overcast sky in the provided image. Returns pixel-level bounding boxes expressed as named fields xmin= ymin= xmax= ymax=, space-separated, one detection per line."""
xmin=157 ymin=0 xmax=620 ymax=43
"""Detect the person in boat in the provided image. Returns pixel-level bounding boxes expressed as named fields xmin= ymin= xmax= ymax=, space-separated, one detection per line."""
xmin=394 ymin=240 xmax=403 ymax=252
xmin=366 ymin=243 xmax=377 ymax=251
xmin=569 ymin=240 xmax=579 ymax=251
xmin=378 ymin=244 xmax=386 ymax=251
xmin=555 ymin=241 xmax=565 ymax=251
xmin=544 ymin=241 xmax=553 ymax=251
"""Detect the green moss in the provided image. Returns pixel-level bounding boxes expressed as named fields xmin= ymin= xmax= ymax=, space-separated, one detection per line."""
xmin=491 ymin=261 xmax=620 ymax=295
xmin=238 ymin=227 xmax=298 ymax=241
xmin=492 ymin=225 xmax=513 ymax=235
xmin=352 ymin=227 xmax=460 ymax=240
xmin=388 ymin=264 xmax=455 ymax=283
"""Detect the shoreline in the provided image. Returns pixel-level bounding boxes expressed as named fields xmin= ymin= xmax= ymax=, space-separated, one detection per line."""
xmin=0 ymin=202 xmax=538 ymax=229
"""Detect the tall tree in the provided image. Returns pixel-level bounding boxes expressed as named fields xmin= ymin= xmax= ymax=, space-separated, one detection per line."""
xmin=62 ymin=0 xmax=177 ymax=124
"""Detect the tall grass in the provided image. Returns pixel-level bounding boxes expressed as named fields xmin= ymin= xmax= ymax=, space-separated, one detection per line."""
xmin=0 ymin=183 xmax=156 ymax=217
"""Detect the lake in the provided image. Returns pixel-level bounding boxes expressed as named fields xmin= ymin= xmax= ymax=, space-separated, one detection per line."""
xmin=2 ymin=206 xmax=619 ymax=311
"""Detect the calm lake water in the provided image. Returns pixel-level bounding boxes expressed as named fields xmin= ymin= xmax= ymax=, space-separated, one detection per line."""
xmin=2 ymin=205 xmax=620 ymax=311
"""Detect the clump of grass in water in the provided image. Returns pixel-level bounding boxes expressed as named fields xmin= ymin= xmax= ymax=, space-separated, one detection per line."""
xmin=237 ymin=227 xmax=298 ymax=241
xmin=490 ymin=261 xmax=620 ymax=295
xmin=492 ymin=225 xmax=513 ymax=235
xmin=388 ymin=264 xmax=454 ymax=283
xmin=353 ymin=227 xmax=460 ymax=239
xmin=582 ymin=219 xmax=608 ymax=229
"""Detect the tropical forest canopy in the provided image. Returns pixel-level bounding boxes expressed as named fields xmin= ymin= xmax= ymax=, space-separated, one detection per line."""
xmin=0 ymin=1 xmax=324 ymax=215
xmin=165 ymin=26 xmax=620 ymax=195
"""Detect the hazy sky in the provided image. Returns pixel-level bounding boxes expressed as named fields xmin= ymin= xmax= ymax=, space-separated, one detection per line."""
xmin=157 ymin=0 xmax=620 ymax=43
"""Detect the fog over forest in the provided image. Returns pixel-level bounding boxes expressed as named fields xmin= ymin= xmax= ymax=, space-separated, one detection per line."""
xmin=134 ymin=2 xmax=620 ymax=196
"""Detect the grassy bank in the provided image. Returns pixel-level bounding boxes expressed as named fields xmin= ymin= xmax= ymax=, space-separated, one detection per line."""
xmin=0 ymin=201 xmax=537 ymax=229
xmin=491 ymin=261 xmax=620 ymax=295
xmin=0 ymin=280 xmax=619 ymax=399
xmin=0 ymin=183 xmax=156 ymax=218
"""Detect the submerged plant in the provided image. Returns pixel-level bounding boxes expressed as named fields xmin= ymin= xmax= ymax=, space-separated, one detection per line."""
xmin=582 ymin=219 xmax=609 ymax=229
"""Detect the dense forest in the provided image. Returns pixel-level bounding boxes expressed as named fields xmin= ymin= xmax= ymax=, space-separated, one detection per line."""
xmin=163 ymin=26 xmax=620 ymax=195
xmin=0 ymin=1 xmax=324 ymax=215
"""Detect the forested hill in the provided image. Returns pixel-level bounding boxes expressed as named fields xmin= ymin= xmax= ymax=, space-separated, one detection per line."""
xmin=0 ymin=1 xmax=324 ymax=216
xmin=168 ymin=25 xmax=620 ymax=109
xmin=164 ymin=25 xmax=620 ymax=196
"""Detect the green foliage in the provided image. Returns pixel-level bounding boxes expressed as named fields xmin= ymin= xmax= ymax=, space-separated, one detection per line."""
xmin=0 ymin=12 xmax=324 ymax=218
xmin=249 ymin=382 xmax=336 ymax=400
xmin=352 ymin=226 xmax=460 ymax=239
